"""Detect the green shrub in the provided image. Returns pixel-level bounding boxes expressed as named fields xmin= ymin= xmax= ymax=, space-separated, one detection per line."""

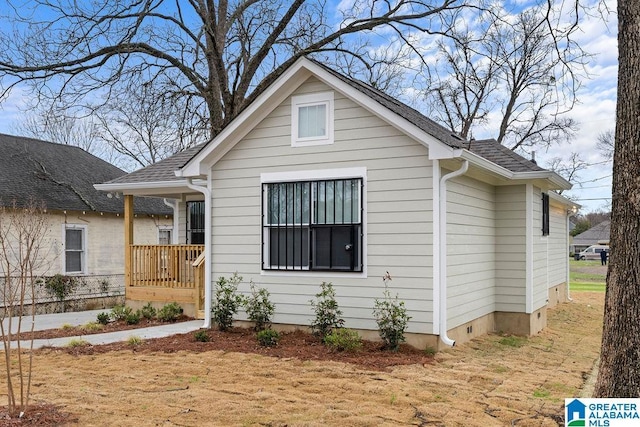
xmin=43 ymin=274 xmax=78 ymax=302
xmin=194 ymin=330 xmax=210 ymax=342
xmin=211 ymin=273 xmax=245 ymax=331
xmin=60 ymin=323 xmax=74 ymax=331
xmin=310 ymin=282 xmax=344 ymax=339
xmin=82 ymin=322 xmax=104 ymax=332
xmin=323 ymin=328 xmax=362 ymax=352
xmin=66 ymin=338 xmax=90 ymax=348
xmin=256 ymin=328 xmax=280 ymax=347
xmin=140 ymin=302 xmax=157 ymax=320
xmin=127 ymin=336 xmax=144 ymax=346
xmin=243 ymin=282 xmax=275 ymax=331
xmin=125 ymin=311 xmax=141 ymax=325
xmin=373 ymin=273 xmax=411 ymax=351
xmin=96 ymin=312 xmax=110 ymax=325
xmin=157 ymin=302 xmax=183 ymax=322
xmin=110 ymin=304 xmax=133 ymax=321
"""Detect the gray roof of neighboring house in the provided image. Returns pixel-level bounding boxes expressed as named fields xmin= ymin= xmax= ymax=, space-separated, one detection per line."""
xmin=102 ymin=57 xmax=547 ymax=186
xmin=573 ymin=220 xmax=611 ymax=245
xmin=0 ymin=133 xmax=171 ymax=215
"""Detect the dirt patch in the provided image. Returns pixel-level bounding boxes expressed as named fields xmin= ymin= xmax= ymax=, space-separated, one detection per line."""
xmin=1 ymin=292 xmax=604 ymax=426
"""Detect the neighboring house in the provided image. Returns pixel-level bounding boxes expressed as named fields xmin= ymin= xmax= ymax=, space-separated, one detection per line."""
xmin=0 ymin=134 xmax=173 ymax=305
xmin=571 ymin=220 xmax=611 ymax=254
xmin=96 ymin=57 xmax=579 ymax=349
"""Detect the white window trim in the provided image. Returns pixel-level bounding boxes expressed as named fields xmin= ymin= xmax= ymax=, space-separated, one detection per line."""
xmin=63 ymin=224 xmax=87 ymax=275
xmin=291 ymin=91 xmax=334 ymax=147
xmin=260 ymin=167 xmax=367 ymax=278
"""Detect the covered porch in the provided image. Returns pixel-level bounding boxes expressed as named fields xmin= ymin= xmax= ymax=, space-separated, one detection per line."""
xmin=123 ymin=194 xmax=206 ymax=319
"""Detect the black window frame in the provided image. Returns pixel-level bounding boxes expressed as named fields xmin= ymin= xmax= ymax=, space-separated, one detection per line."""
xmin=541 ymin=193 xmax=550 ymax=236
xmin=262 ymin=178 xmax=363 ymax=272
xmin=186 ymin=201 xmax=205 ymax=244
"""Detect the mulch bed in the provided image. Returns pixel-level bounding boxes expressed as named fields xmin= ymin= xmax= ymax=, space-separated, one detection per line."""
xmin=54 ymin=327 xmax=434 ymax=371
xmin=0 ymin=404 xmax=77 ymax=426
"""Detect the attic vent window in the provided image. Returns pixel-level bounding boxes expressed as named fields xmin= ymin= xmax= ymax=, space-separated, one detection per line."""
xmin=291 ymin=92 xmax=334 ymax=147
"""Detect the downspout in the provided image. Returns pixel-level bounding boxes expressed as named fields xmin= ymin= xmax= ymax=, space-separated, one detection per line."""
xmin=438 ymin=159 xmax=469 ymax=347
xmin=186 ymin=178 xmax=212 ymax=329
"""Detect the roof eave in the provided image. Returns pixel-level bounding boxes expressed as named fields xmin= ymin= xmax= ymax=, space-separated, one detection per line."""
xmin=459 ymin=150 xmax=572 ymax=190
xmin=94 ymin=180 xmax=201 ymax=198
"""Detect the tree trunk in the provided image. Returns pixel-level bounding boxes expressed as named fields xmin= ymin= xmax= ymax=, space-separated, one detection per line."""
xmin=594 ymin=1 xmax=640 ymax=397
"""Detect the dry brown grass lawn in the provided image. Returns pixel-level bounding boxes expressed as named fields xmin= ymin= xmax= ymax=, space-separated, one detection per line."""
xmin=5 ymin=291 xmax=603 ymax=426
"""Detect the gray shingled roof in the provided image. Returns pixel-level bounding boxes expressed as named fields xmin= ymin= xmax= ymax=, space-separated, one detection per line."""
xmin=0 ymin=134 xmax=171 ymax=215
xmin=466 ymin=139 xmax=545 ymax=173
xmin=104 ymin=57 xmax=549 ymax=185
xmin=311 ymin=59 xmax=468 ymax=150
xmin=105 ymin=143 xmax=206 ymax=185
xmin=573 ymin=220 xmax=611 ymax=245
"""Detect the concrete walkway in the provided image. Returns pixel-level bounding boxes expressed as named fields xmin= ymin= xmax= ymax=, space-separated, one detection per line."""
xmin=3 ymin=310 xmax=203 ymax=349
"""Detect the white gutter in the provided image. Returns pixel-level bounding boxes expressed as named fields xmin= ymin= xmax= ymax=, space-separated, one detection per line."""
xmin=186 ymin=177 xmax=212 ymax=329
xmin=438 ymin=159 xmax=469 ymax=347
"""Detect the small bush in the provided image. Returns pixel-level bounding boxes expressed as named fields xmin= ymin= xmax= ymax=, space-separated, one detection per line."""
xmin=127 ymin=336 xmax=144 ymax=346
xmin=244 ymin=282 xmax=275 ymax=331
xmin=66 ymin=338 xmax=90 ymax=348
xmin=60 ymin=323 xmax=74 ymax=331
xmin=310 ymin=282 xmax=344 ymax=339
xmin=99 ymin=279 xmax=110 ymax=294
xmin=157 ymin=302 xmax=183 ymax=322
xmin=323 ymin=328 xmax=362 ymax=352
xmin=43 ymin=274 xmax=78 ymax=302
xmin=110 ymin=304 xmax=133 ymax=321
xmin=211 ymin=273 xmax=245 ymax=331
xmin=96 ymin=312 xmax=110 ymax=325
xmin=194 ymin=330 xmax=210 ymax=342
xmin=125 ymin=311 xmax=141 ymax=325
xmin=82 ymin=322 xmax=104 ymax=332
xmin=256 ymin=328 xmax=280 ymax=347
xmin=373 ymin=272 xmax=411 ymax=351
xmin=424 ymin=346 xmax=437 ymax=357
xmin=140 ymin=302 xmax=157 ymax=320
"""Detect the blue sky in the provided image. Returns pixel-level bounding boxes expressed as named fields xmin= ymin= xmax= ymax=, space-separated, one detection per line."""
xmin=0 ymin=0 xmax=616 ymax=213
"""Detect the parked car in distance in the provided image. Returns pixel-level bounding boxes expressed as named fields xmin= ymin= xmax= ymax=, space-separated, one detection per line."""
xmin=576 ymin=245 xmax=610 ymax=261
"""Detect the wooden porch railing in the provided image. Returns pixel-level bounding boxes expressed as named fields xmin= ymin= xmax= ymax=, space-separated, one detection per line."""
xmin=129 ymin=245 xmax=205 ymax=288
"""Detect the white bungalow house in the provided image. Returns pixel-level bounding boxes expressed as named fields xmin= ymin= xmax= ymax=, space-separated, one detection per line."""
xmin=0 ymin=134 xmax=173 ymax=310
xmin=96 ymin=57 xmax=579 ymax=349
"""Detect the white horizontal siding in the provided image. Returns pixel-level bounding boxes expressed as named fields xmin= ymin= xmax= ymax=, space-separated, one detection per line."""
xmin=532 ymin=187 xmax=548 ymax=310
xmin=548 ymin=203 xmax=568 ymax=286
xmin=495 ymin=185 xmax=526 ymax=312
xmin=445 ymin=175 xmax=496 ymax=329
xmin=210 ymin=76 xmax=434 ymax=334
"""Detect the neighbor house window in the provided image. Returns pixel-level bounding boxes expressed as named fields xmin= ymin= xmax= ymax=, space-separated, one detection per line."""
xmin=291 ymin=92 xmax=334 ymax=147
xmin=542 ymin=193 xmax=550 ymax=236
xmin=262 ymin=178 xmax=362 ymax=272
xmin=186 ymin=201 xmax=205 ymax=244
xmin=158 ymin=228 xmax=172 ymax=245
xmin=65 ymin=225 xmax=86 ymax=274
